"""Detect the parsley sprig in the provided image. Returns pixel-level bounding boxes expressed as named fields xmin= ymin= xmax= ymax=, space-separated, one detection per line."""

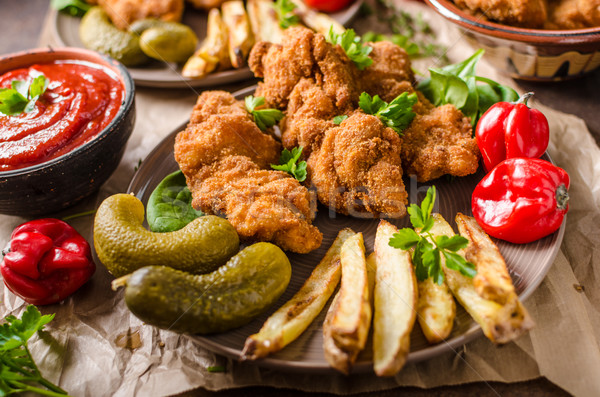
xmin=274 ymin=0 xmax=299 ymax=29
xmin=0 ymin=75 xmax=48 ymax=116
xmin=359 ymin=91 xmax=418 ymax=134
xmin=332 ymin=115 xmax=348 ymax=125
xmin=271 ymin=147 xmax=307 ymax=182
xmin=327 ymin=28 xmax=373 ymax=71
xmin=0 ymin=305 xmax=69 ymax=396
xmin=388 ymin=186 xmax=476 ymax=284
xmin=244 ymin=96 xmax=284 ymax=131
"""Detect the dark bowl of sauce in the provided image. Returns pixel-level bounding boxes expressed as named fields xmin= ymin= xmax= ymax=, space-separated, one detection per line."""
xmin=0 ymin=47 xmax=135 ymax=215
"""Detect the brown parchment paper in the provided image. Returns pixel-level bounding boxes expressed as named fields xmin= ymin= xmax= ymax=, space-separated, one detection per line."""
xmin=1 ymin=1 xmax=600 ymax=396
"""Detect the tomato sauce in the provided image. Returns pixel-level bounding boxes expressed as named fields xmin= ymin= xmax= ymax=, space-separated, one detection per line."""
xmin=0 ymin=60 xmax=124 ymax=171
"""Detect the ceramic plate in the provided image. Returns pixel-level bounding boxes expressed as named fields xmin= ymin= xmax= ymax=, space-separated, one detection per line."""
xmin=53 ymin=1 xmax=362 ymax=88
xmin=127 ymin=86 xmax=565 ymax=373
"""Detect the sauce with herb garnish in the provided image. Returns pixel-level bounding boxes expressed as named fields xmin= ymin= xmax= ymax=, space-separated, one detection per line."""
xmin=0 ymin=60 xmax=124 ymax=171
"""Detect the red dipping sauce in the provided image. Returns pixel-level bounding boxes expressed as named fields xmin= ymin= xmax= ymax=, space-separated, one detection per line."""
xmin=0 ymin=60 xmax=124 ymax=171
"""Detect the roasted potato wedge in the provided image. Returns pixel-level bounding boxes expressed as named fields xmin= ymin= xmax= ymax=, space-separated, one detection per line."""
xmin=456 ymin=213 xmax=515 ymax=304
xmin=430 ymin=214 xmax=534 ymax=344
xmin=221 ymin=0 xmax=254 ymax=68
xmin=247 ymin=0 xmax=284 ymax=44
xmin=416 ymin=277 xmax=455 ymax=344
xmin=289 ymin=0 xmax=345 ymax=35
xmin=241 ymin=228 xmax=355 ymax=360
xmin=372 ymin=220 xmax=418 ymax=376
xmin=182 ymin=8 xmax=230 ymax=78
xmin=323 ymin=233 xmax=372 ymax=374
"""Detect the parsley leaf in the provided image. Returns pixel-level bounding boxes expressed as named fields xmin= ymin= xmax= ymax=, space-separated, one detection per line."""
xmin=327 ymin=27 xmax=373 ymax=70
xmin=271 ymin=147 xmax=307 ymax=182
xmin=332 ymin=115 xmax=348 ymax=125
xmin=359 ymin=92 xmax=418 ymax=134
xmin=245 ymin=95 xmax=284 ymax=131
xmin=274 ymin=0 xmax=299 ymax=29
xmin=51 ymin=0 xmax=91 ymax=17
xmin=0 ymin=306 xmax=68 ymax=396
xmin=388 ymin=186 xmax=476 ymax=284
xmin=418 ymin=50 xmax=518 ymax=127
xmin=0 ymin=75 xmax=48 ymax=117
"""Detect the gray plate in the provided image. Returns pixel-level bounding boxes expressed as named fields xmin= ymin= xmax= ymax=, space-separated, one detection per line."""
xmin=53 ymin=2 xmax=362 ymax=88
xmin=127 ymin=86 xmax=565 ymax=373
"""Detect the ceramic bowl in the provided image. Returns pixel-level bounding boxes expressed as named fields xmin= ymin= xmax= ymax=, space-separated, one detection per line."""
xmin=0 ymin=47 xmax=135 ymax=216
xmin=425 ymin=0 xmax=600 ymax=81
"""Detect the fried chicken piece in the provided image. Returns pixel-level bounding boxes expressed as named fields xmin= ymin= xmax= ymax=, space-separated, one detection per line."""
xmin=187 ymin=0 xmax=227 ymax=10
xmin=452 ymin=0 xmax=547 ymax=28
xmin=248 ymin=27 xmax=359 ymax=110
xmin=546 ymin=0 xmax=600 ymax=29
xmin=189 ymin=156 xmax=322 ymax=253
xmin=189 ymin=90 xmax=249 ymax=124
xmin=401 ymin=104 xmax=479 ymax=182
xmin=307 ymin=112 xmax=408 ymax=218
xmin=98 ymin=0 xmax=183 ymax=30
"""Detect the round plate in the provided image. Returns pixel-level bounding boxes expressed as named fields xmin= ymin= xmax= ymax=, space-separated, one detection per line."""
xmin=127 ymin=86 xmax=565 ymax=373
xmin=53 ymin=1 xmax=362 ymax=88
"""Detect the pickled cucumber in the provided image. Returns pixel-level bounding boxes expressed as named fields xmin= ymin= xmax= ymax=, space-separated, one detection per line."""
xmin=79 ymin=7 xmax=149 ymax=66
xmin=121 ymin=243 xmax=292 ymax=334
xmin=93 ymin=193 xmax=239 ymax=277
xmin=139 ymin=23 xmax=198 ymax=63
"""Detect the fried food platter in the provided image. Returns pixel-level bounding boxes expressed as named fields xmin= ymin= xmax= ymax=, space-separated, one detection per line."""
xmin=52 ymin=2 xmax=362 ymax=88
xmin=127 ymin=85 xmax=565 ymax=373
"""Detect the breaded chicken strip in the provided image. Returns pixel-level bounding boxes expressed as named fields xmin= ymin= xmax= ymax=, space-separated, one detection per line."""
xmin=189 ymin=90 xmax=249 ymax=124
xmin=249 ymin=27 xmax=359 ymax=110
xmin=307 ymin=112 xmax=408 ymax=218
xmin=401 ymin=104 xmax=480 ymax=182
xmin=453 ymin=0 xmax=547 ymax=28
xmin=98 ymin=0 xmax=183 ymax=30
xmin=189 ymin=156 xmax=322 ymax=253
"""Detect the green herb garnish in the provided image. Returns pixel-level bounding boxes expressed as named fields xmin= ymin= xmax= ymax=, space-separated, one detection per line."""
xmin=51 ymin=0 xmax=91 ymax=17
xmin=274 ymin=0 xmax=299 ymax=29
xmin=206 ymin=365 xmax=226 ymax=373
xmin=271 ymin=147 xmax=307 ymax=182
xmin=245 ymin=96 xmax=284 ymax=131
xmin=418 ymin=50 xmax=519 ymax=127
xmin=327 ymin=27 xmax=373 ymax=70
xmin=359 ymin=91 xmax=418 ymax=134
xmin=0 ymin=305 xmax=69 ymax=396
xmin=388 ymin=186 xmax=476 ymax=284
xmin=332 ymin=115 xmax=348 ymax=125
xmin=0 ymin=75 xmax=48 ymax=116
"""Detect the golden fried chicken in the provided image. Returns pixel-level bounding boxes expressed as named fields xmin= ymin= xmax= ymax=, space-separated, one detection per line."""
xmin=307 ymin=112 xmax=408 ymax=218
xmin=186 ymin=0 xmax=227 ymax=10
xmin=248 ymin=27 xmax=359 ymax=110
xmin=546 ymin=0 xmax=600 ymax=29
xmin=174 ymin=91 xmax=322 ymax=253
xmin=190 ymin=156 xmax=322 ymax=253
xmin=452 ymin=0 xmax=547 ymax=28
xmin=98 ymin=0 xmax=183 ymax=30
xmin=401 ymin=104 xmax=480 ymax=182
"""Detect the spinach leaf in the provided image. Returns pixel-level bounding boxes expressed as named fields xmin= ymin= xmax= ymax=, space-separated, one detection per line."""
xmin=147 ymin=170 xmax=203 ymax=233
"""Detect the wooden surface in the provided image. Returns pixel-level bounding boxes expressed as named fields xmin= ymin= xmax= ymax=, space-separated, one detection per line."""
xmin=1 ymin=1 xmax=592 ymax=396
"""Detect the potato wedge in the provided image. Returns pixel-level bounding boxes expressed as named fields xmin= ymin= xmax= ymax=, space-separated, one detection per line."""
xmin=247 ymin=0 xmax=284 ymax=44
xmin=182 ymin=8 xmax=230 ymax=78
xmin=241 ymin=228 xmax=355 ymax=360
xmin=323 ymin=233 xmax=371 ymax=374
xmin=455 ymin=213 xmax=515 ymax=304
xmin=416 ymin=277 xmax=455 ymax=344
xmin=430 ymin=213 xmax=534 ymax=344
xmin=289 ymin=0 xmax=345 ymax=35
xmin=373 ymin=220 xmax=417 ymax=376
xmin=221 ymin=0 xmax=254 ymax=68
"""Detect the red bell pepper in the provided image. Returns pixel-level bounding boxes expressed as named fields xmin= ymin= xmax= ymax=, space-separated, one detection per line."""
xmin=471 ymin=158 xmax=569 ymax=244
xmin=1 ymin=218 xmax=95 ymax=305
xmin=476 ymin=92 xmax=550 ymax=172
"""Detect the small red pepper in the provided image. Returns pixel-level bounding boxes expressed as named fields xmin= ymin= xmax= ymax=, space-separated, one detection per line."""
xmin=476 ymin=92 xmax=550 ymax=172
xmin=1 ymin=218 xmax=95 ymax=305
xmin=471 ymin=158 xmax=569 ymax=244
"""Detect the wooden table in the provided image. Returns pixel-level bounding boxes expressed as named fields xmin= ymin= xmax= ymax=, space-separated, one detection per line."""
xmin=2 ymin=1 xmax=591 ymax=395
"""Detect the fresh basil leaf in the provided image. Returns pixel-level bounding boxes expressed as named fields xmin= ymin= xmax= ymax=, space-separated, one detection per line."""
xmin=442 ymin=250 xmax=476 ymax=278
xmin=389 ymin=228 xmax=421 ymax=250
xmin=333 ymin=115 xmax=348 ymax=125
xmin=147 ymin=170 xmax=203 ymax=233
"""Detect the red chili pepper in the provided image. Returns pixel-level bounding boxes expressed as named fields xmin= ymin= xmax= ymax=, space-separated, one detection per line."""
xmin=1 ymin=218 xmax=95 ymax=305
xmin=471 ymin=158 xmax=569 ymax=244
xmin=476 ymin=92 xmax=550 ymax=172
